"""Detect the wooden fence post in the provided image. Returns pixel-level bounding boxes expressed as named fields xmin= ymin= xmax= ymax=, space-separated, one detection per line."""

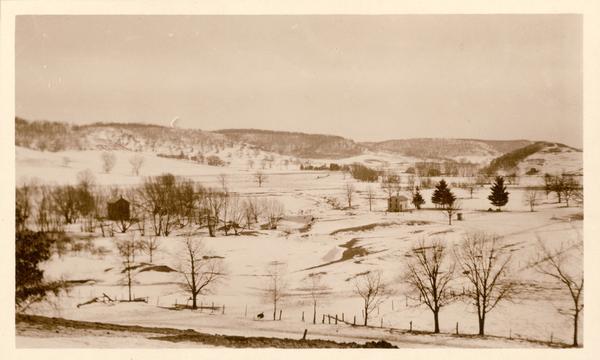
xmin=335 ymin=314 xmax=338 ymax=325
xmin=342 ymin=313 xmax=344 ymax=322
xmin=322 ymin=314 xmax=325 ymax=324
xmin=353 ymin=315 xmax=356 ymax=325
xmin=410 ymin=321 xmax=412 ymax=332
xmin=302 ymin=311 xmax=305 ymax=322
xmin=222 ymin=305 xmax=225 ymax=315
xmin=302 ymin=329 xmax=308 ymax=340
xmin=279 ymin=309 xmax=282 ymax=321
xmin=456 ymin=322 xmax=458 ymax=335
xmin=380 ymin=318 xmax=383 ymax=328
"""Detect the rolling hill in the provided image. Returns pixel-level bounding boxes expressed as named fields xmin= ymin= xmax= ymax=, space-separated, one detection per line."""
xmin=15 ymin=118 xmax=582 ymax=174
xmin=360 ymin=138 xmax=532 ymax=162
xmin=214 ymin=129 xmax=364 ymax=159
xmin=483 ymin=141 xmax=582 ymax=176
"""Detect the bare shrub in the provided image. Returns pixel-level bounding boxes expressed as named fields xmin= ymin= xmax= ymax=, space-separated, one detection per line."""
xmin=523 ymin=188 xmax=540 ymax=212
xmin=264 ymin=198 xmax=285 ymax=229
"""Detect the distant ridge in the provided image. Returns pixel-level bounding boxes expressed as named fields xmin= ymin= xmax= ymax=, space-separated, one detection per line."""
xmin=15 ymin=118 xmax=577 ymax=166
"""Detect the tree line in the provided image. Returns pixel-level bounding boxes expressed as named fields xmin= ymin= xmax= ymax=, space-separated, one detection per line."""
xmin=16 ymin=171 xmax=286 ymax=238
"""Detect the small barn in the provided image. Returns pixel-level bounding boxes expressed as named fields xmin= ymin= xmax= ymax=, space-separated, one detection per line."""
xmin=107 ymin=196 xmax=130 ymax=221
xmin=388 ymin=195 xmax=410 ymax=212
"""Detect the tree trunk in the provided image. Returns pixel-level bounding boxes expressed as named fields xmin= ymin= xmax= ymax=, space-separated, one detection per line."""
xmin=478 ymin=315 xmax=485 ymax=336
xmin=364 ymin=306 xmax=368 ymax=326
xmin=433 ymin=311 xmax=440 ymax=333
xmin=127 ymin=271 xmax=132 ymax=301
xmin=313 ymin=301 xmax=317 ymax=324
xmin=192 ymin=293 xmax=197 ymax=310
xmin=573 ymin=310 xmax=579 ymax=347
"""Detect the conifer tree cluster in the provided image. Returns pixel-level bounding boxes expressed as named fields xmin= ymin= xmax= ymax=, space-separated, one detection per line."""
xmin=431 ymin=179 xmax=456 ymax=208
xmin=412 ymin=187 xmax=425 ymax=209
xmin=488 ymin=176 xmax=509 ymax=210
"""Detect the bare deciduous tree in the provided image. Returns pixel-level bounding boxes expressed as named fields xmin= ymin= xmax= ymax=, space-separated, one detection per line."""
xmin=444 ymin=200 xmax=461 ymax=226
xmin=243 ymin=197 xmax=264 ymax=228
xmin=205 ymin=188 xmax=226 ymax=237
xmin=115 ymin=237 xmax=138 ymax=301
xmin=254 ymin=171 xmax=267 ymax=187
xmin=129 ymin=155 xmax=145 ymax=176
xmin=138 ymin=174 xmax=179 ymax=236
xmin=101 ymin=152 xmax=117 ymax=174
xmin=344 ymin=182 xmax=355 ymax=209
xmin=523 ymin=188 xmax=540 ymax=212
xmin=141 ymin=236 xmax=160 ymax=263
xmin=16 ymin=184 xmax=33 ymax=233
xmin=533 ymin=235 xmax=583 ymax=347
xmin=306 ymin=273 xmax=331 ymax=324
xmin=225 ymin=194 xmax=245 ymax=235
xmin=381 ymin=172 xmax=401 ymax=202
xmin=177 ymin=237 xmax=225 ymax=310
xmin=562 ymin=176 xmax=581 ymax=208
xmin=353 ymin=271 xmax=387 ymax=326
xmin=217 ymin=173 xmax=229 ymax=192
xmin=455 ymin=232 xmax=516 ymax=336
xmin=77 ymin=169 xmax=96 ymax=189
xmin=404 ymin=238 xmax=455 ymax=333
xmin=264 ymin=261 xmax=287 ymax=320
xmin=366 ymin=186 xmax=375 ymax=211
xmin=264 ymin=198 xmax=285 ymax=229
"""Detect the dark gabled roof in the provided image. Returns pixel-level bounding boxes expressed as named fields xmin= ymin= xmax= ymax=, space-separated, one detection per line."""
xmin=390 ymin=195 xmax=409 ymax=201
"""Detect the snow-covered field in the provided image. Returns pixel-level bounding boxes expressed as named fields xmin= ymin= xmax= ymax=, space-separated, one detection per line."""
xmin=16 ymin=148 xmax=583 ymax=348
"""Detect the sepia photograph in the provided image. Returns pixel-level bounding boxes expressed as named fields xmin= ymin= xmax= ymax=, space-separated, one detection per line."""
xmin=4 ymin=6 xmax=592 ymax=352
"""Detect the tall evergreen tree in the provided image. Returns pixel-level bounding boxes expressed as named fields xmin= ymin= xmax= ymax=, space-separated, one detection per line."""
xmin=412 ymin=187 xmax=425 ymax=209
xmin=432 ymin=179 xmax=456 ymax=208
xmin=488 ymin=176 xmax=509 ymax=210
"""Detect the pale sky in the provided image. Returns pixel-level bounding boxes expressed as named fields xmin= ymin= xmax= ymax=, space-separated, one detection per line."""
xmin=16 ymin=15 xmax=582 ymax=148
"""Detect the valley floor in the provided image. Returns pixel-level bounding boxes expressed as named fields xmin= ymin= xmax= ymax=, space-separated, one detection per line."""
xmin=16 ymin=149 xmax=584 ymax=349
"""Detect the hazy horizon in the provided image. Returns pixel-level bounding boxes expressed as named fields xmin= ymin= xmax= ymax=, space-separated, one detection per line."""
xmin=16 ymin=15 xmax=582 ymax=148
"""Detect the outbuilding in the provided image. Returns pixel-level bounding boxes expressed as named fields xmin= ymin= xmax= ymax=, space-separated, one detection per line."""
xmin=107 ymin=196 xmax=130 ymax=221
xmin=387 ymin=195 xmax=410 ymax=212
